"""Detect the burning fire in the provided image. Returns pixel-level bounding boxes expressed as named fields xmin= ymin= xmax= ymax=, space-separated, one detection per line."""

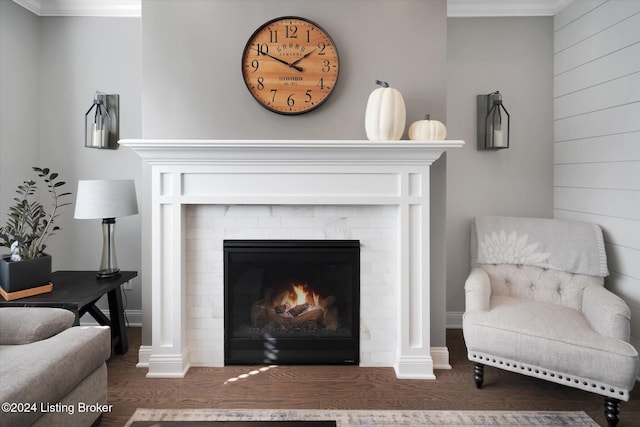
xmin=280 ymin=284 xmax=320 ymax=308
xmin=250 ymin=282 xmax=339 ymax=331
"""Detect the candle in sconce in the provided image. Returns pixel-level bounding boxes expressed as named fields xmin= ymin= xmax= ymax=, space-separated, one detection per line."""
xmin=493 ymin=129 xmax=506 ymax=148
xmin=92 ymin=125 xmax=108 ymax=148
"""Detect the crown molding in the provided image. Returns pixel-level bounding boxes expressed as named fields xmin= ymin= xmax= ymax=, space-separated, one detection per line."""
xmin=12 ymin=0 xmax=141 ymax=17
xmin=13 ymin=0 xmax=570 ymax=18
xmin=447 ymin=0 xmax=573 ymax=17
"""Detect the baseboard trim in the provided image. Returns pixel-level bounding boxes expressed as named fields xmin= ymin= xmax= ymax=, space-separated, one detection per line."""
xmin=431 ymin=347 xmax=451 ymax=370
xmin=79 ymin=309 xmax=143 ymax=327
xmin=137 ymin=345 xmax=152 ymax=368
xmin=446 ymin=311 xmax=464 ymax=329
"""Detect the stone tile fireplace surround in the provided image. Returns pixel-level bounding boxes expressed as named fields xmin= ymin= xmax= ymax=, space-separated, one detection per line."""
xmin=121 ymin=139 xmax=463 ymax=380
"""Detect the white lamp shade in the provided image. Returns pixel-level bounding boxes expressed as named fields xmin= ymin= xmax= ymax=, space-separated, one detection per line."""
xmin=74 ymin=179 xmax=138 ymax=219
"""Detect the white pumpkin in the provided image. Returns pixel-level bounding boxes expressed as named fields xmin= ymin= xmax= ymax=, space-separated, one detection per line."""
xmin=408 ymin=115 xmax=447 ymax=141
xmin=365 ymin=80 xmax=406 ymax=141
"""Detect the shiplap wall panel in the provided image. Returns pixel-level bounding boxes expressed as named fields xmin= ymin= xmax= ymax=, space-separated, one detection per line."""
xmin=555 ymin=102 xmax=640 ymax=141
xmin=554 ymin=71 xmax=640 ymax=119
xmin=555 ymin=162 xmax=640 ymax=190
xmin=555 ymin=132 xmax=640 ymax=163
xmin=554 ymin=187 xmax=640 ymax=219
xmin=607 ymin=243 xmax=640 ymax=280
xmin=554 ymin=0 xmax=640 ymax=348
xmin=554 ymin=210 xmax=640 ymax=249
xmin=555 ymin=43 xmax=640 ymax=97
xmin=554 ymin=0 xmax=606 ymax=30
xmin=554 ymin=1 xmax=640 ymax=53
xmin=554 ymin=12 xmax=640 ymax=75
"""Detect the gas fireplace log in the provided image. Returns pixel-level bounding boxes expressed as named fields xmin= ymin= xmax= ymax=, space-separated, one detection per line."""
xmin=323 ymin=305 xmax=339 ymax=331
xmin=271 ymin=308 xmax=324 ymax=326
xmin=296 ymin=308 xmax=323 ymax=324
xmin=272 ymin=290 xmax=290 ymax=306
xmin=251 ymin=301 xmax=270 ymax=327
xmin=319 ymin=295 xmax=336 ymax=308
xmin=261 ymin=288 xmax=273 ymax=307
xmin=288 ymin=303 xmax=311 ymax=317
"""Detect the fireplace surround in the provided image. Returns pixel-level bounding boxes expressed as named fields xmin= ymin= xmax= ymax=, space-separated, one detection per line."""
xmin=120 ymin=139 xmax=464 ymax=380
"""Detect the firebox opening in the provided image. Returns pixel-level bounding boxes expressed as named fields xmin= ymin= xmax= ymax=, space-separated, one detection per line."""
xmin=224 ymin=240 xmax=360 ymax=365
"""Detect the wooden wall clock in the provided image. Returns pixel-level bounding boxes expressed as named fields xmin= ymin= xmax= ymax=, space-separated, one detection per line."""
xmin=242 ymin=16 xmax=340 ymax=115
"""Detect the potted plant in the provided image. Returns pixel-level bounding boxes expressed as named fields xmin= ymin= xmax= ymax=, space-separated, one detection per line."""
xmin=0 ymin=167 xmax=71 ymax=297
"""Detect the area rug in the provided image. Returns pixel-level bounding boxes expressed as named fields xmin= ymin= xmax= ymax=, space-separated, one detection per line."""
xmin=125 ymin=408 xmax=599 ymax=426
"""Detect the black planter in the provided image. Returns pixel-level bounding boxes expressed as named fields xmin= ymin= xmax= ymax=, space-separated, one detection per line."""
xmin=0 ymin=254 xmax=52 ymax=293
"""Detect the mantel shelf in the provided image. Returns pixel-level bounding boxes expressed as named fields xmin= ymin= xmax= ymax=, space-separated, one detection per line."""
xmin=119 ymin=139 xmax=464 ymax=164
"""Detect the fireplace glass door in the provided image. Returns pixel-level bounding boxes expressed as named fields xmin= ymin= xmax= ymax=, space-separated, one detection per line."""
xmin=224 ymin=240 xmax=360 ymax=365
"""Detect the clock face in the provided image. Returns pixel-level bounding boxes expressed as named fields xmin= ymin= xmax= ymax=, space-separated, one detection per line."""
xmin=242 ymin=16 xmax=339 ymax=115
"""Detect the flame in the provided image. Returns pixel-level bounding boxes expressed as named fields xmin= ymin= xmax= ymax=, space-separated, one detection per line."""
xmin=293 ymin=284 xmax=307 ymax=305
xmin=280 ymin=283 xmax=319 ymax=308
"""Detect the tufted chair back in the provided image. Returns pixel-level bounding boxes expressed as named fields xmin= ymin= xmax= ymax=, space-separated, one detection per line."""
xmin=470 ymin=218 xmax=606 ymax=312
xmin=478 ymin=264 xmax=603 ymax=311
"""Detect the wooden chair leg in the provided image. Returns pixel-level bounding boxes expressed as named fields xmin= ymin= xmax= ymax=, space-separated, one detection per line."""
xmin=473 ymin=363 xmax=484 ymax=389
xmin=604 ymin=398 xmax=620 ymax=427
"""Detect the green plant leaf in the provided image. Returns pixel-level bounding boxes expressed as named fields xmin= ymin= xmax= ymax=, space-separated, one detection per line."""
xmin=1 ymin=167 xmax=71 ymax=260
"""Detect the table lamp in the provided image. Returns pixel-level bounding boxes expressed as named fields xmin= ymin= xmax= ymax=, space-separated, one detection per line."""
xmin=74 ymin=179 xmax=138 ymax=278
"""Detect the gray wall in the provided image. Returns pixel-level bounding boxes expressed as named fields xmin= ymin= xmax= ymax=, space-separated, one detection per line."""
xmin=0 ymin=1 xmax=40 ymax=228
xmin=141 ymin=0 xmax=447 ymax=140
xmin=553 ymin=0 xmax=640 ymax=350
xmin=0 ymin=0 xmax=143 ymax=315
xmin=38 ymin=16 xmax=143 ymax=312
xmin=140 ymin=0 xmax=450 ymax=348
xmin=445 ymin=17 xmax=555 ymax=318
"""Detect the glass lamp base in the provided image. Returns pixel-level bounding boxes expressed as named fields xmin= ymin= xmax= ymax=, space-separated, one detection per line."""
xmin=98 ymin=218 xmax=120 ymax=279
xmin=97 ymin=268 xmax=120 ymax=279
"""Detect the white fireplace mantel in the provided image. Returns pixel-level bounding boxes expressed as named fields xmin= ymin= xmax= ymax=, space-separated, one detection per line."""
xmin=121 ymin=139 xmax=464 ymax=379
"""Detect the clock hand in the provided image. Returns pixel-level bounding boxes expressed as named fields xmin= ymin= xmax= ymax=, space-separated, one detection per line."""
xmin=290 ymin=48 xmax=317 ymax=66
xmin=254 ymin=48 xmax=303 ymax=72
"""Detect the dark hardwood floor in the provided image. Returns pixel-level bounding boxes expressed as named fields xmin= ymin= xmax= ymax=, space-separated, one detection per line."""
xmin=103 ymin=328 xmax=640 ymax=427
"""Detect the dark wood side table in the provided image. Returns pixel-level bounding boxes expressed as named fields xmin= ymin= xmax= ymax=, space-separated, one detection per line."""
xmin=0 ymin=270 xmax=137 ymax=355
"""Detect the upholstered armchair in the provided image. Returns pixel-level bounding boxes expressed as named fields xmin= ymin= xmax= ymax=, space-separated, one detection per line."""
xmin=463 ymin=216 xmax=639 ymax=427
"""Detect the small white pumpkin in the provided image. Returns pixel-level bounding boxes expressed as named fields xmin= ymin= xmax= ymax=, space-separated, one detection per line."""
xmin=408 ymin=114 xmax=447 ymax=141
xmin=365 ymin=80 xmax=406 ymax=141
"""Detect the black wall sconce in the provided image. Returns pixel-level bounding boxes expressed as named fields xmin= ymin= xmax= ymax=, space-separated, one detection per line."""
xmin=85 ymin=92 xmax=119 ymax=149
xmin=477 ymin=91 xmax=510 ymax=150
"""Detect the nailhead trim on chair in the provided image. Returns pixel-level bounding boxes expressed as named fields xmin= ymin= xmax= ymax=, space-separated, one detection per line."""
xmin=469 ymin=352 xmax=630 ymax=401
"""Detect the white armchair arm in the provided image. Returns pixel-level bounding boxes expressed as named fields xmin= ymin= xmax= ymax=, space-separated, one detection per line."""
xmin=465 ymin=267 xmax=492 ymax=312
xmin=582 ymin=285 xmax=631 ymax=342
